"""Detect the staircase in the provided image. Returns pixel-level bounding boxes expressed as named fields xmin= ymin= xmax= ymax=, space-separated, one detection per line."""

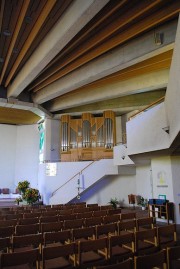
xmin=49 ymin=159 xmax=118 ymax=205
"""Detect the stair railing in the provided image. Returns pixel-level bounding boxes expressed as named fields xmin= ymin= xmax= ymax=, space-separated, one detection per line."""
xmin=51 ymin=161 xmax=95 ymax=197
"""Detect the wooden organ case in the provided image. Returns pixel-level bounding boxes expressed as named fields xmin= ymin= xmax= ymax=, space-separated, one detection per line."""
xmin=61 ymin=111 xmax=116 ymax=162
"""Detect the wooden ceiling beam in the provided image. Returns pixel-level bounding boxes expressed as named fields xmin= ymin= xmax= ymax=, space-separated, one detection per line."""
xmin=4 ymin=0 xmax=57 ymax=87
xmin=0 ymin=0 xmax=5 ymax=36
xmin=32 ymin=1 xmax=180 ymax=93
xmin=0 ymin=0 xmax=30 ymax=84
xmin=43 ymin=0 xmax=128 ymax=72
xmin=31 ymin=0 xmax=162 ymax=92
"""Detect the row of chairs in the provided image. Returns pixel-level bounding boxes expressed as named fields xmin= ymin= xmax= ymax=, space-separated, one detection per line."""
xmin=0 ymin=213 xmax=145 ymax=236
xmin=0 ymin=208 xmax=121 ymax=221
xmin=0 ymin=239 xmax=179 ymax=268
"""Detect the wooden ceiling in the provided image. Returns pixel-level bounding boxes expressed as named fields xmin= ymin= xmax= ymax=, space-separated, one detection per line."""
xmin=0 ymin=0 xmax=180 ymax=124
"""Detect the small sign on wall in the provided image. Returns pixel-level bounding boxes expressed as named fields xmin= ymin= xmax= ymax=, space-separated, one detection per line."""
xmin=156 ymin=171 xmax=168 ymax=187
xmin=46 ymin=163 xmax=57 ymax=176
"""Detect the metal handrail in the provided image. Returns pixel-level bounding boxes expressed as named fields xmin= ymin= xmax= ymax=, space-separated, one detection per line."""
xmin=51 ymin=160 xmax=95 ymax=197
xmin=129 ymin=96 xmax=165 ymax=120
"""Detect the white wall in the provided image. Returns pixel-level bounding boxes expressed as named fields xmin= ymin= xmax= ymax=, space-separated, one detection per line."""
xmin=165 ymin=16 xmax=180 ymax=145
xmin=0 ymin=124 xmax=17 ymax=192
xmin=127 ymin=103 xmax=170 ymax=155
xmin=135 ymin=164 xmax=152 ymax=201
xmin=14 ymin=125 xmax=39 ymax=189
xmin=151 ymin=156 xmax=174 ymax=202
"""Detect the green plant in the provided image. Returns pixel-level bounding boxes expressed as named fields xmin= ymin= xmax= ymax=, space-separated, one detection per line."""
xmin=23 ymin=188 xmax=41 ymax=205
xmin=109 ymin=198 xmax=119 ymax=209
xmin=15 ymin=197 xmax=23 ymax=205
xmin=17 ymin=180 xmax=30 ymax=194
xmin=139 ymin=196 xmax=148 ymax=207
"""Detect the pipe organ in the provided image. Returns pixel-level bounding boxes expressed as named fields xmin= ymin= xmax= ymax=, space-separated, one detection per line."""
xmin=61 ymin=111 xmax=116 ymax=161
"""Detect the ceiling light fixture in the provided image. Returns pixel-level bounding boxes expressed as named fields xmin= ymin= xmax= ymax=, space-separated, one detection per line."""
xmin=3 ymin=29 xmax=11 ymax=36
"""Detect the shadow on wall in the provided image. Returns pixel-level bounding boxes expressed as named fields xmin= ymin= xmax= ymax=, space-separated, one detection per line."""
xmin=71 ymin=176 xmax=113 ymax=204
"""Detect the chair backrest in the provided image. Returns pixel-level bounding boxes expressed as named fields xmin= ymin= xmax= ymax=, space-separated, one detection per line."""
xmin=44 ymin=230 xmax=71 ymax=246
xmin=63 ymin=218 xmax=84 ymax=230
xmin=109 ymin=233 xmax=135 ymax=257
xmin=2 ymin=188 xmax=9 ymax=194
xmin=76 ymin=211 xmax=93 ymax=219
xmin=41 ymin=221 xmax=63 ymax=233
xmin=0 ymin=226 xmax=14 ymax=238
xmin=39 ymin=216 xmax=59 ymax=224
xmin=77 ymin=237 xmax=108 ymax=266
xmin=96 ymin=223 xmax=118 ymax=239
xmin=0 ymin=220 xmax=17 ymax=228
xmin=157 ymin=224 xmax=177 ymax=248
xmin=41 ymin=211 xmax=58 ymax=217
xmin=119 ymin=219 xmax=136 ymax=234
xmin=42 ymin=242 xmax=76 ymax=268
xmin=128 ymin=194 xmax=136 ymax=204
xmin=84 ymin=216 xmax=102 ymax=227
xmin=0 ymin=248 xmax=39 ymax=268
xmin=0 ymin=237 xmax=11 ymax=253
xmin=73 ymin=207 xmax=90 ymax=213
xmin=12 ymin=233 xmax=42 ymax=252
xmin=135 ymin=228 xmax=158 ymax=255
xmin=167 ymin=246 xmax=180 ymax=269
xmin=59 ymin=213 xmax=77 ymax=221
xmin=19 ymin=217 xmax=39 ymax=225
xmin=15 ymin=223 xmax=40 ymax=235
xmin=120 ymin=212 xmax=136 ymax=221
xmin=136 ymin=217 xmax=154 ymax=231
xmin=103 ymin=214 xmax=120 ymax=224
xmin=72 ymin=226 xmax=95 ymax=242
xmin=108 ymin=208 xmax=121 ymax=215
xmin=134 ymin=249 xmax=167 ymax=269
xmin=23 ymin=212 xmax=41 ymax=218
xmin=96 ymin=258 xmax=133 ymax=269
xmin=93 ymin=210 xmax=107 ymax=217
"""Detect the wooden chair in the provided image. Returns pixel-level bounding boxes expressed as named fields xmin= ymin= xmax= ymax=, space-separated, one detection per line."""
xmin=84 ymin=216 xmax=102 ymax=227
xmin=15 ymin=223 xmax=40 ymax=235
xmin=100 ymin=205 xmax=113 ymax=211
xmin=0 ymin=248 xmax=40 ymax=269
xmin=93 ymin=210 xmax=107 ymax=217
xmin=41 ymin=242 xmax=76 ymax=269
xmin=39 ymin=216 xmax=59 ymax=224
xmin=0 ymin=220 xmax=17 ymax=228
xmin=103 ymin=214 xmax=120 ymax=224
xmin=76 ymin=211 xmax=93 ymax=219
xmin=96 ymin=223 xmax=118 ymax=239
xmin=134 ymin=249 xmax=167 ymax=269
xmin=0 ymin=226 xmax=14 ymax=238
xmin=59 ymin=213 xmax=78 ymax=221
xmin=23 ymin=212 xmax=41 ymax=219
xmin=71 ymin=226 xmax=95 ymax=242
xmin=41 ymin=221 xmax=63 ymax=233
xmin=96 ymin=258 xmax=133 ymax=269
xmin=118 ymin=219 xmax=136 ymax=235
xmin=76 ymin=237 xmax=108 ymax=268
xmin=135 ymin=228 xmax=158 ymax=255
xmin=120 ymin=212 xmax=136 ymax=221
xmin=44 ymin=230 xmax=71 ymax=247
xmin=108 ymin=209 xmax=121 ymax=215
xmin=12 ymin=233 xmax=42 ymax=253
xmin=63 ymin=218 xmax=84 ymax=230
xmin=19 ymin=217 xmax=39 ymax=225
xmin=167 ymin=245 xmax=180 ymax=269
xmin=136 ymin=217 xmax=154 ymax=231
xmin=0 ymin=237 xmax=11 ymax=253
xmin=108 ymin=233 xmax=135 ymax=263
xmin=73 ymin=207 xmax=90 ymax=213
xmin=157 ymin=224 xmax=177 ymax=249
xmin=41 ymin=211 xmax=58 ymax=217
xmin=59 ymin=209 xmax=73 ymax=215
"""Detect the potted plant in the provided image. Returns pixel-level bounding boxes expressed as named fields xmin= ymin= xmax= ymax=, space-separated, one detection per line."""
xmin=139 ymin=196 xmax=148 ymax=210
xmin=23 ymin=188 xmax=41 ymax=205
xmin=17 ymin=180 xmax=30 ymax=195
xmin=109 ymin=198 xmax=119 ymax=209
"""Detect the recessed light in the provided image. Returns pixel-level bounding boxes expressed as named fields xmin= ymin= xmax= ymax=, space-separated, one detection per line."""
xmin=13 ymin=48 xmax=19 ymax=54
xmin=3 ymin=29 xmax=11 ymax=36
xmin=25 ymin=16 xmax=32 ymax=23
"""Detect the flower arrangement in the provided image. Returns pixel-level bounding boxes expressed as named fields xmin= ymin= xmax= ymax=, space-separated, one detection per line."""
xmin=23 ymin=188 xmax=41 ymax=205
xmin=17 ymin=180 xmax=30 ymax=194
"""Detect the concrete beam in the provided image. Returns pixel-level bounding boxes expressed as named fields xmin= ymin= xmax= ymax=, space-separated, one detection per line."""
xmin=32 ymin=20 xmax=177 ymax=104
xmin=7 ymin=0 xmax=110 ymax=98
xmin=46 ymin=69 xmax=169 ymax=112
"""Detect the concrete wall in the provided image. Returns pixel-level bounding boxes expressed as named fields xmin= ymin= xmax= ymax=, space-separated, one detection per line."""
xmin=127 ymin=103 xmax=170 ymax=155
xmin=14 ymin=125 xmax=39 ymax=189
xmin=0 ymin=124 xmax=17 ymax=192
